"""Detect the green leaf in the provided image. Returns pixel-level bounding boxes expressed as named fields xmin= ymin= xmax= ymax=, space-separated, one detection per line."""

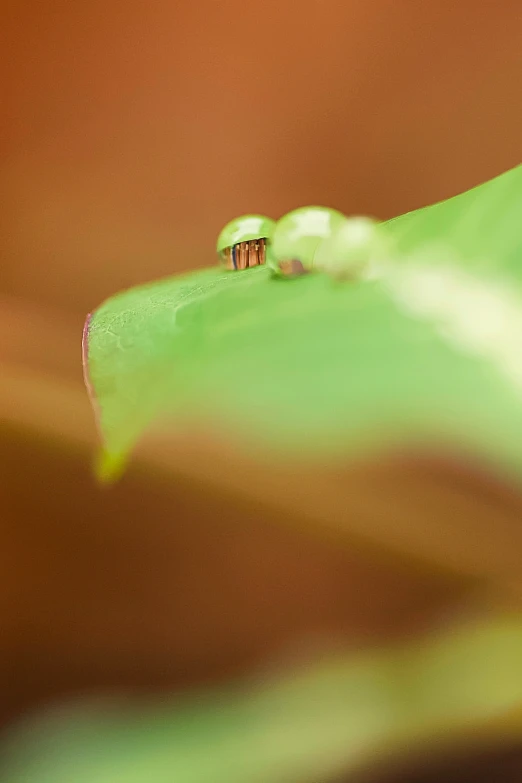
xmin=84 ymin=165 xmax=522 ymax=480
xmin=4 ymin=617 xmax=522 ymax=782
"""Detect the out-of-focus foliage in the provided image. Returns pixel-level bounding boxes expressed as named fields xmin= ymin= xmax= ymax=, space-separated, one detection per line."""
xmin=3 ymin=617 xmax=522 ymax=783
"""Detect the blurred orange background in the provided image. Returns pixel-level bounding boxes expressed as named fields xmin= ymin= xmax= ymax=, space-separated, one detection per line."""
xmin=1 ymin=0 xmax=522 ymax=729
xmin=3 ymin=0 xmax=522 ymax=324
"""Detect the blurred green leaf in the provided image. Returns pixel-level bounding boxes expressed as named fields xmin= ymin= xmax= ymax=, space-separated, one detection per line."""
xmin=84 ymin=166 xmax=522 ymax=480
xmin=4 ymin=617 xmax=522 ymax=782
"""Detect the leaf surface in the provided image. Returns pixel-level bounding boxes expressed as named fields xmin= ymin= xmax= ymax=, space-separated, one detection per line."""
xmin=84 ymin=165 xmax=522 ymax=479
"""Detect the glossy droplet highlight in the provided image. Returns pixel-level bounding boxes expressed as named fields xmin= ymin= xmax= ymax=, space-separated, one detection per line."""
xmin=217 ymin=215 xmax=275 ymax=271
xmin=270 ymin=206 xmax=346 ymax=277
xmin=314 ymin=216 xmax=390 ymax=280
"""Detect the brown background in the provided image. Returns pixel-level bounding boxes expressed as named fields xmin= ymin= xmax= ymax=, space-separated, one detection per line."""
xmin=3 ymin=1 xmax=522 ymax=324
